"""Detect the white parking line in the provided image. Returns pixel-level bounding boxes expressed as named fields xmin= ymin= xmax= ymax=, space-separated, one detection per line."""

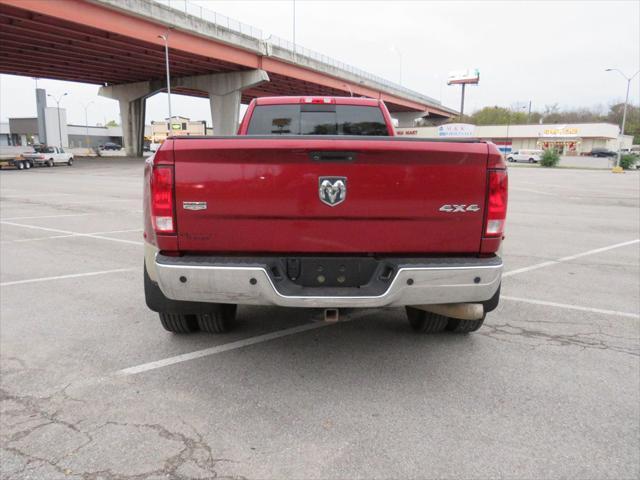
xmin=509 ymin=187 xmax=556 ymax=196
xmin=117 ymin=321 xmax=334 ymax=376
xmin=502 ymin=296 xmax=640 ymax=319
xmin=1 ymin=193 xmax=74 ymax=198
xmin=0 ymin=221 xmax=143 ymax=246
xmin=503 ymin=239 xmax=640 ymax=277
xmin=0 ymin=229 xmax=142 ymax=244
xmin=0 ymin=213 xmax=93 ymax=221
xmin=1 ymin=197 xmax=136 ymax=205
xmin=1 ymin=234 xmax=76 ymax=244
xmin=87 ymin=228 xmax=142 ymax=235
xmin=1 ymin=268 xmax=136 ymax=287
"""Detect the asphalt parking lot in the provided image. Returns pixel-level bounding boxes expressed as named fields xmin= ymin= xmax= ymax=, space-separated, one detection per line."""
xmin=1 ymin=158 xmax=639 ymax=480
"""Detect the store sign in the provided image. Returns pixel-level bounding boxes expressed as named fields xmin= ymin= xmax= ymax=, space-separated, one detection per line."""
xmin=171 ymin=123 xmax=182 ymax=130
xmin=447 ymin=69 xmax=480 ymax=85
xmin=494 ymin=141 xmax=512 ymax=154
xmin=541 ymin=125 xmax=579 ymax=137
xmin=438 ymin=123 xmax=476 ymax=137
xmin=396 ymin=129 xmax=418 ymax=136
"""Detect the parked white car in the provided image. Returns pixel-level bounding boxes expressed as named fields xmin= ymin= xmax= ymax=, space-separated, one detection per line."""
xmin=506 ymin=149 xmax=543 ymax=163
xmin=21 ymin=145 xmax=74 ymax=167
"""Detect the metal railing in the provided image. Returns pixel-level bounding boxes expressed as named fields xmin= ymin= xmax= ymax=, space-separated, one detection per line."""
xmin=154 ymin=0 xmax=263 ymax=39
xmin=152 ymin=0 xmax=442 ymax=106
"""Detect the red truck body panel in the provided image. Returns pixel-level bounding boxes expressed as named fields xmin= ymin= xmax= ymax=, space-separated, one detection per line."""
xmin=171 ymin=138 xmax=491 ymax=254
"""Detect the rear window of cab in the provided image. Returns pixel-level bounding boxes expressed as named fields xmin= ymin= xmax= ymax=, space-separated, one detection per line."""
xmin=247 ymin=104 xmax=389 ymax=136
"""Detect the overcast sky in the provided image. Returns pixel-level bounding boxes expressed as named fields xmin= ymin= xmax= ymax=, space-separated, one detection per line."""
xmin=1 ymin=0 xmax=638 ymax=126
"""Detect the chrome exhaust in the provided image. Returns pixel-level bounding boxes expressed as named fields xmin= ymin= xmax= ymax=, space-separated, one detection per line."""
xmin=414 ymin=303 xmax=484 ymax=320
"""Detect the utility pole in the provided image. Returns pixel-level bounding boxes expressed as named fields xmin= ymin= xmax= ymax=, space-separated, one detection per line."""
xmin=460 ymin=84 xmax=466 ymax=118
xmin=47 ymin=92 xmax=68 ymax=148
xmin=292 ymin=0 xmax=296 ymax=58
xmin=605 ymin=68 xmax=640 ymax=169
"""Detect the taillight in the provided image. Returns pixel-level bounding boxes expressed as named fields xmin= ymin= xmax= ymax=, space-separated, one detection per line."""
xmin=151 ymin=166 xmax=175 ymax=233
xmin=485 ymin=169 xmax=508 ymax=237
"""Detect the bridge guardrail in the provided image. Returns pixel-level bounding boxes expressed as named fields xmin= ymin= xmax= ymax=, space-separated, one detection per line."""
xmin=153 ymin=0 xmax=443 ymax=107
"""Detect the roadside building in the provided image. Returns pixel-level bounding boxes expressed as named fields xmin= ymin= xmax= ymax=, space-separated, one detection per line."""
xmin=396 ymin=123 xmax=634 ymax=155
xmin=3 ymin=118 xmax=40 ymax=146
xmin=0 ymin=119 xmax=153 ymax=157
xmin=150 ymin=116 xmax=208 ymax=143
xmin=0 ymin=122 xmax=9 ymax=146
xmin=67 ymin=124 xmax=151 ymax=149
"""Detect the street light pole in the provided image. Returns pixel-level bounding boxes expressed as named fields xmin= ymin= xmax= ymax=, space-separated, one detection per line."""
xmin=47 ymin=93 xmax=68 ymax=148
xmin=159 ymin=32 xmax=173 ymax=125
xmin=81 ymin=101 xmax=94 ymax=149
xmin=605 ymin=68 xmax=640 ymax=168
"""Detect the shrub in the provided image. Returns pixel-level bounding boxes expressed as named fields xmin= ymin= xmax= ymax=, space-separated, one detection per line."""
xmin=619 ymin=154 xmax=638 ymax=170
xmin=539 ymin=149 xmax=560 ymax=167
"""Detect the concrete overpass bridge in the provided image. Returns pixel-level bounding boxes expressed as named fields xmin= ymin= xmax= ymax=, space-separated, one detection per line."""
xmin=0 ymin=0 xmax=456 ymax=155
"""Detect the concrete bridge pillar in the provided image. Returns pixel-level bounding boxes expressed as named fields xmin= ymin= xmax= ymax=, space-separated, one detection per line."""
xmin=173 ymin=70 xmax=269 ymax=135
xmin=99 ymin=80 xmax=151 ymax=157
xmin=99 ymin=70 xmax=269 ymax=156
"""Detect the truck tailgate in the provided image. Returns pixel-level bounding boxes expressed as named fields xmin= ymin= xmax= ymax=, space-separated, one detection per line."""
xmin=173 ymin=137 xmax=489 ymax=254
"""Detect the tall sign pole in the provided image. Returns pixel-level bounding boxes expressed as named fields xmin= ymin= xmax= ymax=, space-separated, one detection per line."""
xmin=448 ymin=69 xmax=479 ymax=119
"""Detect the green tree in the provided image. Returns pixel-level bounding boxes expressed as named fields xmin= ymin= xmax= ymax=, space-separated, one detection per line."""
xmin=607 ymin=103 xmax=640 ymax=144
xmin=469 ymin=106 xmax=529 ymax=126
xmin=539 ymin=149 xmax=560 ymax=167
xmin=105 ymin=120 xmax=119 ymax=127
xmin=619 ymin=154 xmax=638 ymax=170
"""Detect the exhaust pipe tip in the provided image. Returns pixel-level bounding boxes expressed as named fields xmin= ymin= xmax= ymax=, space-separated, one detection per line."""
xmin=324 ymin=308 xmax=339 ymax=322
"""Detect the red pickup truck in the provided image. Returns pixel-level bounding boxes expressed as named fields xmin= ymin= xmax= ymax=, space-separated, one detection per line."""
xmin=143 ymin=96 xmax=507 ymax=335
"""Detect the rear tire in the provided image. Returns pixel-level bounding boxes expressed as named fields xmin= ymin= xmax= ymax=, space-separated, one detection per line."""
xmin=46 ymin=159 xmax=53 ymax=167
xmin=159 ymin=312 xmax=198 ymax=334
xmin=16 ymin=161 xmax=24 ymax=170
xmin=528 ymin=158 xmax=535 ymax=163
xmin=406 ymin=307 xmax=449 ymax=333
xmin=67 ymin=158 xmax=73 ymax=166
xmin=446 ymin=314 xmax=486 ymax=333
xmin=24 ymin=161 xmax=31 ymax=169
xmin=197 ymin=304 xmax=237 ymax=333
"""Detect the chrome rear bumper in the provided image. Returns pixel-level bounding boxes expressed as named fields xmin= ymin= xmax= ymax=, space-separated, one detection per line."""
xmin=154 ymin=255 xmax=502 ymax=308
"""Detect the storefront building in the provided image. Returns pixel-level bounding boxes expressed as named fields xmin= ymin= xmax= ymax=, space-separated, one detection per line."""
xmin=150 ymin=116 xmax=209 ymax=143
xmin=396 ymin=123 xmax=634 ymax=155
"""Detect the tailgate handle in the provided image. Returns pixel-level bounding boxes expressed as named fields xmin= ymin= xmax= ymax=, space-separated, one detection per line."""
xmin=309 ymin=151 xmax=356 ymax=162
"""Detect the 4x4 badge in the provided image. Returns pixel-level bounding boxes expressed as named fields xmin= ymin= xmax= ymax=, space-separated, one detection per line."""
xmin=439 ymin=204 xmax=480 ymax=212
